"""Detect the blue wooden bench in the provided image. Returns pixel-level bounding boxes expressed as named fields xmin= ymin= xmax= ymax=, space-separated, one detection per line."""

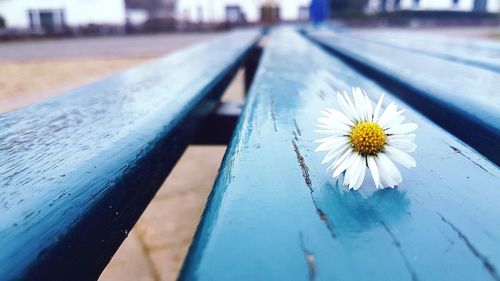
xmin=304 ymin=29 xmax=500 ymax=165
xmin=351 ymin=30 xmax=500 ymax=73
xmin=179 ymin=29 xmax=500 ymax=281
xmin=0 ymin=29 xmax=260 ymax=280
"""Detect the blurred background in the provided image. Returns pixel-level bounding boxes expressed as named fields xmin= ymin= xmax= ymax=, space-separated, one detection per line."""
xmin=0 ymin=0 xmax=499 ymax=36
xmin=1 ymin=0 xmax=499 ymax=280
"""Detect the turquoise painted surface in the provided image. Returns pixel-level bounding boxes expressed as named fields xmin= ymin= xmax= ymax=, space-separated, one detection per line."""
xmin=181 ymin=29 xmax=500 ymax=281
xmin=352 ymin=30 xmax=500 ymax=73
xmin=0 ymin=30 xmax=260 ymax=280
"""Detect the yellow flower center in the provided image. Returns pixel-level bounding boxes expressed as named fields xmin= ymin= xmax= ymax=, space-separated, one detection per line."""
xmin=349 ymin=121 xmax=386 ymax=155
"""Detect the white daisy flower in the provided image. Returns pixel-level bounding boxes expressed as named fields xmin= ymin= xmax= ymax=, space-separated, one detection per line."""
xmin=315 ymin=87 xmax=417 ymax=190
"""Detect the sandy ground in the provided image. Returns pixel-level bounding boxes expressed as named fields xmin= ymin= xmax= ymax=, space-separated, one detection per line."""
xmin=0 ymin=33 xmax=218 ymax=113
xmin=0 ymin=58 xmax=153 ymax=112
xmin=0 ymin=33 xmax=218 ymax=61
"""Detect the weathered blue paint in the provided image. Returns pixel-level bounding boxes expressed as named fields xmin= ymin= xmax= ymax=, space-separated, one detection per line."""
xmin=350 ymin=30 xmax=500 ymax=73
xmin=306 ymin=30 xmax=500 ymax=165
xmin=180 ymin=29 xmax=500 ymax=281
xmin=0 ymin=30 xmax=260 ymax=281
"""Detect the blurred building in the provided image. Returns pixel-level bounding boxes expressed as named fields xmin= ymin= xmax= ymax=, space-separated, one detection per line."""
xmin=126 ymin=0 xmax=176 ymax=20
xmin=0 ymin=0 xmax=126 ymax=32
xmin=366 ymin=0 xmax=500 ymax=13
xmin=176 ymin=0 xmax=310 ymax=23
xmin=125 ymin=0 xmax=176 ymax=31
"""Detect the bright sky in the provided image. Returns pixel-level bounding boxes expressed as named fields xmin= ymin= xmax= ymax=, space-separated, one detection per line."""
xmin=177 ymin=0 xmax=312 ymax=22
xmin=177 ymin=0 xmax=500 ymax=22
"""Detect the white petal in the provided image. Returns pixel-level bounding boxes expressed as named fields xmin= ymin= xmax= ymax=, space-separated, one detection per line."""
xmin=316 ymin=121 xmax=346 ymax=130
xmin=343 ymin=156 xmax=360 ymax=187
xmin=315 ymin=129 xmax=348 ymax=135
xmin=367 ymin=156 xmax=382 ymax=189
xmin=384 ymin=114 xmax=406 ymax=127
xmin=362 ymin=89 xmax=373 ymax=121
xmin=387 ymin=138 xmax=417 ymax=152
xmin=390 ymin=133 xmax=416 ymax=141
xmin=373 ymin=93 xmax=384 ymax=122
xmin=343 ymin=91 xmax=358 ymax=121
xmin=378 ymin=153 xmax=402 ymax=187
xmin=317 ymin=117 xmax=351 ymax=132
xmin=317 ymin=140 xmax=347 ymax=160
xmin=322 ymin=144 xmax=349 ymax=165
xmin=353 ymin=87 xmax=367 ymax=121
xmin=352 ymin=156 xmax=366 ymax=190
xmin=386 ymin=123 xmax=418 ymax=135
xmin=322 ymin=108 xmax=354 ymax=126
xmin=315 ymin=140 xmax=345 ymax=152
xmin=333 ymin=151 xmax=357 ymax=178
xmin=378 ymin=103 xmax=399 ymax=128
xmin=329 ymin=148 xmax=352 ymax=170
xmin=385 ymin=146 xmax=416 ymax=168
xmin=375 ymin=156 xmax=396 ymax=188
xmin=315 ymin=135 xmax=344 ymax=143
xmin=336 ymin=92 xmax=355 ymax=120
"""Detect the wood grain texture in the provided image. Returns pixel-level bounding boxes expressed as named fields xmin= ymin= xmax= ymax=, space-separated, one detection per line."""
xmin=306 ymin=29 xmax=500 ymax=165
xmin=0 ymin=30 xmax=260 ymax=281
xmin=352 ymin=30 xmax=500 ymax=73
xmin=180 ymin=29 xmax=500 ymax=281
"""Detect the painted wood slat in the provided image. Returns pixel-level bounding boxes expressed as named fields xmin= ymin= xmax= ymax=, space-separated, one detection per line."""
xmin=180 ymin=29 xmax=500 ymax=281
xmin=0 ymin=30 xmax=260 ymax=281
xmin=353 ymin=30 xmax=500 ymax=72
xmin=306 ymin=30 xmax=500 ymax=165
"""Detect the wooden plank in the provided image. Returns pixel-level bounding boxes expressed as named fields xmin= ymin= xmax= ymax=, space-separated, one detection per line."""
xmin=358 ymin=30 xmax=500 ymax=53
xmin=0 ymin=29 xmax=260 ymax=281
xmin=352 ymin=30 xmax=500 ymax=72
xmin=180 ymin=29 xmax=500 ymax=281
xmin=306 ymin=29 xmax=500 ymax=165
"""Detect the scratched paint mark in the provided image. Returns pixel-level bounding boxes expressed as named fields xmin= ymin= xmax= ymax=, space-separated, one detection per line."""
xmin=299 ymin=232 xmax=317 ymax=281
xmin=315 ymin=208 xmax=329 ymax=226
xmin=293 ymin=118 xmax=302 ymax=137
xmin=292 ymin=139 xmax=336 ymax=238
xmin=380 ymin=221 xmax=419 ymax=281
xmin=292 ymin=140 xmax=312 ymax=190
xmin=448 ymin=145 xmax=493 ymax=176
xmin=438 ymin=213 xmax=500 ymax=281
xmin=269 ymin=96 xmax=278 ymax=132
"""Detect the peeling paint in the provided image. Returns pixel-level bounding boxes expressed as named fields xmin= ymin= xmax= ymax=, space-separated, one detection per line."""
xmin=293 ymin=119 xmax=302 ymax=137
xmin=299 ymin=232 xmax=317 ymax=281
xmin=292 ymin=140 xmax=312 ymax=190
xmin=448 ymin=145 xmax=493 ymax=176
xmin=292 ymin=139 xmax=336 ymax=239
xmin=380 ymin=221 xmax=419 ymax=281
xmin=438 ymin=213 xmax=500 ymax=281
